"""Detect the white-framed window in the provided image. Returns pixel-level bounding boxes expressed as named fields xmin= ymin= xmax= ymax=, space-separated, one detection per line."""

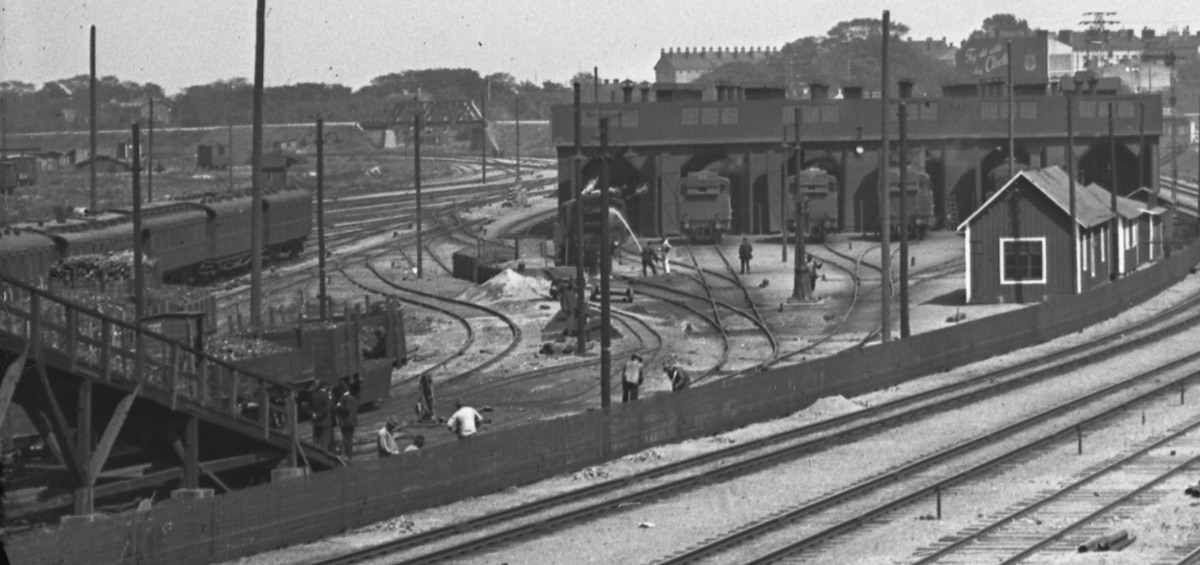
xmin=1000 ymin=237 xmax=1047 ymax=284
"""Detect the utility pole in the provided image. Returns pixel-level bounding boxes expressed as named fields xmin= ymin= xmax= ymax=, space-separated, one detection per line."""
xmin=790 ymin=107 xmax=812 ymax=302
xmin=131 ymin=123 xmax=145 ymax=323
xmin=599 ymin=117 xmax=612 ymax=409
xmin=1168 ymin=54 xmax=1179 ymax=238
xmin=573 ymin=83 xmax=587 ymax=354
xmin=90 ymin=25 xmax=98 ymax=212
xmin=1108 ymin=102 xmax=1119 ymax=281
xmin=147 ymin=97 xmax=154 ymax=202
xmin=415 ymin=112 xmax=423 ymax=279
xmin=227 ymin=83 xmax=234 ymax=191
xmin=1007 ymin=40 xmax=1015 ymax=179
xmin=317 ymin=118 xmax=327 ymax=320
xmin=593 ymin=67 xmax=600 ymax=103
xmin=249 ymin=0 xmax=266 ymax=330
xmin=879 ymin=10 xmax=892 ymax=343
xmin=1141 ymin=103 xmax=1151 ymax=208
xmin=1068 ymin=95 xmax=1081 ymax=291
xmin=780 ymin=126 xmax=788 ymax=263
xmin=481 ymin=79 xmax=488 ymax=184
xmin=515 ymin=94 xmax=521 ymax=179
xmin=898 ymin=100 xmax=910 ymax=338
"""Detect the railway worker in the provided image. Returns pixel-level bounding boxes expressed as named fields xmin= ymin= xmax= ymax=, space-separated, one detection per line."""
xmin=621 ymin=354 xmax=646 ymax=402
xmin=416 ymin=373 xmax=436 ymax=422
xmin=309 ymin=382 xmax=334 ymax=451
xmin=739 ymin=238 xmax=754 ymax=274
xmin=336 ymin=380 xmax=360 ymax=459
xmin=404 ymin=435 xmax=426 ymax=453
xmin=805 ymin=254 xmax=824 ymax=294
xmin=659 ymin=239 xmax=673 ymax=274
xmin=447 ymin=399 xmax=485 ymax=440
xmin=641 ymin=243 xmax=658 ymax=276
xmin=377 ymin=417 xmax=401 ymax=457
xmin=665 ymin=365 xmax=691 ymax=392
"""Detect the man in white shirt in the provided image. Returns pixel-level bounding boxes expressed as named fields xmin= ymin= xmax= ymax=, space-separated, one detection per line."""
xmin=447 ymin=400 xmax=484 ymax=440
xmin=659 ymin=239 xmax=673 ymax=274
xmin=377 ymin=417 xmax=401 ymax=457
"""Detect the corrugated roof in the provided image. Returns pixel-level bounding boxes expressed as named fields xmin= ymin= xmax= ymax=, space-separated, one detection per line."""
xmin=958 ymin=166 xmax=1148 ymax=230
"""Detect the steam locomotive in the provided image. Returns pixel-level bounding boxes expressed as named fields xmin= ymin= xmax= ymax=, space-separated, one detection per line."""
xmin=786 ymin=167 xmax=840 ymax=241
xmin=677 ymin=171 xmax=731 ymax=243
xmin=0 ymin=186 xmax=312 ymax=285
xmin=863 ymin=166 xmax=935 ymax=239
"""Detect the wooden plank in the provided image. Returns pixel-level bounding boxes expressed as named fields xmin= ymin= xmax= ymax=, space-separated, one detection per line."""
xmin=66 ymin=309 xmax=77 ymax=371
xmin=183 ymin=416 xmax=199 ymax=489
xmin=259 ymin=380 xmax=269 ymax=438
xmin=0 ymin=348 xmax=27 ymax=431
xmin=170 ymin=344 xmax=180 ymax=411
xmin=34 ymin=359 xmax=85 ymax=482
xmin=100 ymin=321 xmax=112 ymax=382
xmin=77 ymin=380 xmax=92 ymax=484
xmin=87 ymin=383 xmax=142 ymax=485
xmin=228 ymin=369 xmax=240 ymax=416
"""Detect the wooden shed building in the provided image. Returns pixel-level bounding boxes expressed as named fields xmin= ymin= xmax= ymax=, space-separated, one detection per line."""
xmin=957 ymin=166 xmax=1162 ymax=304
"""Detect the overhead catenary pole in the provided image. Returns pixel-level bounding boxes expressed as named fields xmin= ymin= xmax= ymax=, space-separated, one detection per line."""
xmin=415 ymin=112 xmax=423 ymax=279
xmin=317 ymin=118 xmax=328 ymax=320
xmin=1108 ymin=101 xmax=1119 ymax=281
xmin=898 ymin=101 xmax=910 ymax=338
xmin=90 ymin=25 xmax=98 ymax=212
xmin=1067 ymin=96 xmax=1081 ymax=293
xmin=249 ymin=0 xmax=266 ymax=330
xmin=599 ymin=117 xmax=612 ymax=409
xmin=878 ymin=10 xmax=892 ymax=343
xmin=573 ymin=83 xmax=587 ymax=354
xmin=131 ymin=123 xmax=145 ymax=323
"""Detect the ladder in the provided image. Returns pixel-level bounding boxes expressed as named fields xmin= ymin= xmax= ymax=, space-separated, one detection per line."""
xmin=945 ymin=198 xmax=959 ymax=228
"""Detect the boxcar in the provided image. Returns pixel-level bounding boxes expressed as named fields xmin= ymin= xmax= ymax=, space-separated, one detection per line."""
xmin=39 ymin=215 xmax=136 ymax=258
xmin=262 ymin=187 xmax=313 ymax=258
xmin=0 ymin=228 xmax=57 ymax=283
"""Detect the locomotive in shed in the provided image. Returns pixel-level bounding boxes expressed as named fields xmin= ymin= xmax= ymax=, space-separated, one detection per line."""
xmin=555 ymin=187 xmax=626 ymax=273
xmin=677 ymin=171 xmax=731 ymax=243
xmin=0 ymin=186 xmax=313 ymax=285
xmin=786 ymin=167 xmax=840 ymax=241
xmin=862 ymin=166 xmax=935 ymax=240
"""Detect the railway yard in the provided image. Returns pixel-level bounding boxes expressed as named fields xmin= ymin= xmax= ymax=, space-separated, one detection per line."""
xmin=6 ymin=6 xmax=1200 ymax=564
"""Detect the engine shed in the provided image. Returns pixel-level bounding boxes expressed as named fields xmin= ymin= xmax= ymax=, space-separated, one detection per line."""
xmin=956 ymin=166 xmax=1164 ymax=304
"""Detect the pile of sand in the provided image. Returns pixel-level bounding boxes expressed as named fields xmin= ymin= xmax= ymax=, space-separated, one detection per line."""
xmin=794 ymin=395 xmax=865 ymax=424
xmin=457 ymin=269 xmax=551 ymax=303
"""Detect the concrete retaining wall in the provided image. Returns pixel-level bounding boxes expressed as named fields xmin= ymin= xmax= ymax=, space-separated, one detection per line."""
xmin=7 ymin=240 xmax=1200 ymax=565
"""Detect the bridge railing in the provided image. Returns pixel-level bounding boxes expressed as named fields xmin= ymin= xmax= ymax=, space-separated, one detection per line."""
xmin=0 ymin=273 xmax=299 ymax=444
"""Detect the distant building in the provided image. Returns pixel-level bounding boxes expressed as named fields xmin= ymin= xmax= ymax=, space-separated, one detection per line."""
xmin=654 ymin=47 xmax=775 ymax=84
xmin=957 ymin=167 xmax=1161 ymax=303
xmin=908 ymin=37 xmax=958 ymax=68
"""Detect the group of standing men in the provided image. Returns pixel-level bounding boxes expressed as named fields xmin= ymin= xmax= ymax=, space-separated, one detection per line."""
xmin=640 ymin=239 xmax=673 ymax=277
xmin=308 ymin=379 xmax=360 ymax=459
xmin=620 ymin=354 xmax=691 ymax=403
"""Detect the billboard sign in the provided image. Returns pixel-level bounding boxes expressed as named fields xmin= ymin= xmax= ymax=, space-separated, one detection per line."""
xmin=958 ymin=36 xmax=1050 ymax=84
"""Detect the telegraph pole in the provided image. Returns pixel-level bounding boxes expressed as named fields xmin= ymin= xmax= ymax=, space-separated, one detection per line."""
xmin=131 ymin=123 xmax=145 ymax=323
xmin=317 ymin=118 xmax=328 ymax=320
xmin=898 ymin=100 xmax=910 ymax=338
xmin=147 ymin=97 xmax=154 ymax=202
xmin=249 ymin=0 xmax=266 ymax=329
xmin=415 ymin=112 xmax=423 ymax=279
xmin=481 ymin=79 xmax=488 ymax=184
xmin=515 ymin=95 xmax=521 ymax=179
xmin=1007 ymin=40 xmax=1015 ymax=179
xmin=1108 ymin=102 xmax=1119 ymax=281
xmin=573 ymin=83 xmax=587 ymax=353
xmin=599 ymin=117 xmax=612 ymax=409
xmin=1068 ymin=96 xmax=1081 ymax=291
xmin=90 ymin=25 xmax=98 ymax=212
xmin=780 ymin=126 xmax=788 ymax=263
xmin=791 ymin=107 xmax=811 ymax=301
xmin=879 ymin=10 xmax=893 ymax=343
xmin=227 ymin=83 xmax=235 ymax=191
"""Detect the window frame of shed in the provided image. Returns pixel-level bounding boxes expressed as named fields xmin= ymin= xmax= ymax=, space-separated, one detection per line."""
xmin=999 ymin=236 xmax=1047 ymax=285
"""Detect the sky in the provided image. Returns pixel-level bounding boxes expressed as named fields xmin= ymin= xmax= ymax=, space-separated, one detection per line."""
xmin=1 ymin=0 xmax=1195 ymax=95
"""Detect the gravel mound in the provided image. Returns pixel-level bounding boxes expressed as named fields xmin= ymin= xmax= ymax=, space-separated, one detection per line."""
xmin=456 ymin=268 xmax=551 ymax=303
xmin=794 ymin=395 xmax=864 ymax=424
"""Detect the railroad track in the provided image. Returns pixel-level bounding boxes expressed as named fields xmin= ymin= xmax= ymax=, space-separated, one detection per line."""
xmin=301 ymin=265 xmax=1200 ymax=565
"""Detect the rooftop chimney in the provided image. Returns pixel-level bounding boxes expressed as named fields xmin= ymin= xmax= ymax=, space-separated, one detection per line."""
xmin=810 ymin=82 xmax=830 ymax=100
xmin=621 ymin=79 xmax=635 ymax=103
xmin=898 ymin=78 xmax=915 ymax=99
xmin=639 ymin=82 xmax=651 ymax=102
xmin=842 ymin=86 xmax=864 ymax=99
